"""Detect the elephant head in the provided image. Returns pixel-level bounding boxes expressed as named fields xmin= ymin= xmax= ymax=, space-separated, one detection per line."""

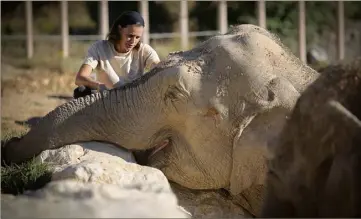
xmin=261 ymin=58 xmax=361 ymax=217
xmin=3 ymin=24 xmax=319 ymax=216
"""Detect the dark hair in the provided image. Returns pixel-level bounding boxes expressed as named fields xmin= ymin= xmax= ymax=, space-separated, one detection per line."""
xmin=106 ymin=11 xmax=145 ymax=50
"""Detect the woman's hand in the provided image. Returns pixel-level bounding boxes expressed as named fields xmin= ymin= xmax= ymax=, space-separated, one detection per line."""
xmin=97 ymin=83 xmax=108 ymax=92
xmin=75 ymin=64 xmax=105 ymax=90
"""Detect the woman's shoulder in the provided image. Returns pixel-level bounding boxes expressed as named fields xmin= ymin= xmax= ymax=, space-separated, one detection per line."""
xmin=137 ymin=42 xmax=158 ymax=55
xmin=90 ymin=40 xmax=111 ymax=50
xmin=88 ymin=40 xmax=115 ymax=58
xmin=139 ymin=42 xmax=154 ymax=50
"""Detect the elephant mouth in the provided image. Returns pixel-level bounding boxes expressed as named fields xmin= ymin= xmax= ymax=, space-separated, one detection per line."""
xmin=149 ymin=139 xmax=170 ymax=158
xmin=133 ymin=138 xmax=170 ymax=165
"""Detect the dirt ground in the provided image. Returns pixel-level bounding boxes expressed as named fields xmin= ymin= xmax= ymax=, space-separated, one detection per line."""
xmin=1 ymin=63 xmax=76 ymax=135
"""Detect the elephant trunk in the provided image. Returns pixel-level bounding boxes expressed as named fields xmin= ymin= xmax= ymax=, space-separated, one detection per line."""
xmin=4 ymin=70 xmax=170 ymax=164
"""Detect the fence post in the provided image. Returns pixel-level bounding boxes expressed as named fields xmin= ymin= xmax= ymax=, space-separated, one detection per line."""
xmin=337 ymin=1 xmax=345 ymax=60
xmin=139 ymin=1 xmax=150 ymax=45
xmin=99 ymin=0 xmax=109 ymax=40
xmin=257 ymin=0 xmax=266 ymax=29
xmin=26 ymin=1 xmax=33 ymax=58
xmin=180 ymin=0 xmax=189 ymax=50
xmin=298 ymin=1 xmax=306 ymax=63
xmin=61 ymin=0 xmax=69 ymax=58
xmin=218 ymin=0 xmax=228 ymax=34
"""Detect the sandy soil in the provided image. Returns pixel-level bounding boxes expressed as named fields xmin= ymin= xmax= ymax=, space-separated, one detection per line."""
xmin=1 ymin=63 xmax=76 ymax=135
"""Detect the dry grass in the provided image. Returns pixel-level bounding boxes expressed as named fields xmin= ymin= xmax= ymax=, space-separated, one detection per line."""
xmin=1 ymin=158 xmax=52 ymax=195
xmin=1 ymin=130 xmax=52 ymax=195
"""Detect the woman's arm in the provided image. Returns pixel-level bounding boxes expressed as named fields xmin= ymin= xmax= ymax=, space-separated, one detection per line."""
xmin=143 ymin=44 xmax=161 ymax=71
xmin=148 ymin=59 xmax=160 ymax=70
xmin=75 ymin=64 xmax=105 ymax=91
xmin=74 ymin=41 xmax=107 ymax=91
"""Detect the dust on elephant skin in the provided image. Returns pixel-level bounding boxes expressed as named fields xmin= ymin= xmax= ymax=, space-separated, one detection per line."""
xmin=261 ymin=58 xmax=361 ymax=217
xmin=3 ymin=24 xmax=319 ymax=217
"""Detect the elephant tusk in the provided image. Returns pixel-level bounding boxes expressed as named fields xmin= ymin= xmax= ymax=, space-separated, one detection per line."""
xmin=149 ymin=139 xmax=170 ymax=158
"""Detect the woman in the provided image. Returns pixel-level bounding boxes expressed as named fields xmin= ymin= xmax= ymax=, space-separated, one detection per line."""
xmin=73 ymin=11 xmax=160 ymax=98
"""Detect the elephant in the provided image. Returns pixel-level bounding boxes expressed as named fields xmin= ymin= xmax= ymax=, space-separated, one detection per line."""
xmin=3 ymin=24 xmax=319 ymax=216
xmin=261 ymin=58 xmax=361 ymax=217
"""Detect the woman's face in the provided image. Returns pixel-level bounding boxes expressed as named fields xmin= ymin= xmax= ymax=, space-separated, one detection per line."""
xmin=119 ymin=24 xmax=144 ymax=53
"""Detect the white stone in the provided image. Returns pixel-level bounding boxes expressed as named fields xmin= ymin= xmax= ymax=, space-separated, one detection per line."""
xmin=37 ymin=142 xmax=171 ymax=192
xmin=171 ymin=183 xmax=249 ymax=218
xmin=3 ymin=180 xmax=190 ymax=218
xmin=35 ymin=141 xmax=249 ymax=218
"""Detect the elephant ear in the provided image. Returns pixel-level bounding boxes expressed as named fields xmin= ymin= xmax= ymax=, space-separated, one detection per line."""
xmin=229 ymin=108 xmax=288 ymax=216
xmin=229 ymin=77 xmax=300 ymax=215
xmin=229 ymin=108 xmax=285 ymax=194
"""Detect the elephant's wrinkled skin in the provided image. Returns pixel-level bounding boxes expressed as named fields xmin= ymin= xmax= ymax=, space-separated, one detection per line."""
xmin=3 ymin=24 xmax=319 ymax=216
xmin=261 ymin=58 xmax=361 ymax=217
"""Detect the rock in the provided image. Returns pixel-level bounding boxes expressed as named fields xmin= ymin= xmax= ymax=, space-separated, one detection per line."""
xmin=36 ymin=142 xmax=250 ymax=218
xmin=171 ymin=183 xmax=250 ymax=218
xmin=2 ymin=179 xmax=190 ymax=218
xmin=37 ymin=142 xmax=171 ymax=191
xmin=41 ymin=78 xmax=50 ymax=86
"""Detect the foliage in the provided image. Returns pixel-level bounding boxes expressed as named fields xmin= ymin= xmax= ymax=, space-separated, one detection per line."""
xmin=1 ymin=1 xmax=360 ymax=61
xmin=191 ymin=1 xmax=361 ymax=56
xmin=1 ymin=158 xmax=52 ymax=195
xmin=2 ymin=1 xmax=360 ymax=35
xmin=1 ymin=130 xmax=52 ymax=195
xmin=1 ymin=2 xmax=96 ymax=35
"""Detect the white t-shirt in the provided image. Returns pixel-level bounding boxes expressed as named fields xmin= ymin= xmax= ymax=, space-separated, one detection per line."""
xmin=83 ymin=40 xmax=160 ymax=88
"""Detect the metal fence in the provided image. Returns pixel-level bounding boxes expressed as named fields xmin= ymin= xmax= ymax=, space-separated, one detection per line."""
xmin=1 ymin=0 xmax=347 ymax=63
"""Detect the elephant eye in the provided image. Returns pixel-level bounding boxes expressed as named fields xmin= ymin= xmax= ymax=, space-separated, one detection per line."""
xmin=163 ymin=85 xmax=190 ymax=110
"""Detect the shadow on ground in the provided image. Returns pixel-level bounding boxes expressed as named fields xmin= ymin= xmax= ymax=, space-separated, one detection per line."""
xmin=48 ymin=95 xmax=73 ymax=101
xmin=15 ymin=117 xmax=43 ymax=128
